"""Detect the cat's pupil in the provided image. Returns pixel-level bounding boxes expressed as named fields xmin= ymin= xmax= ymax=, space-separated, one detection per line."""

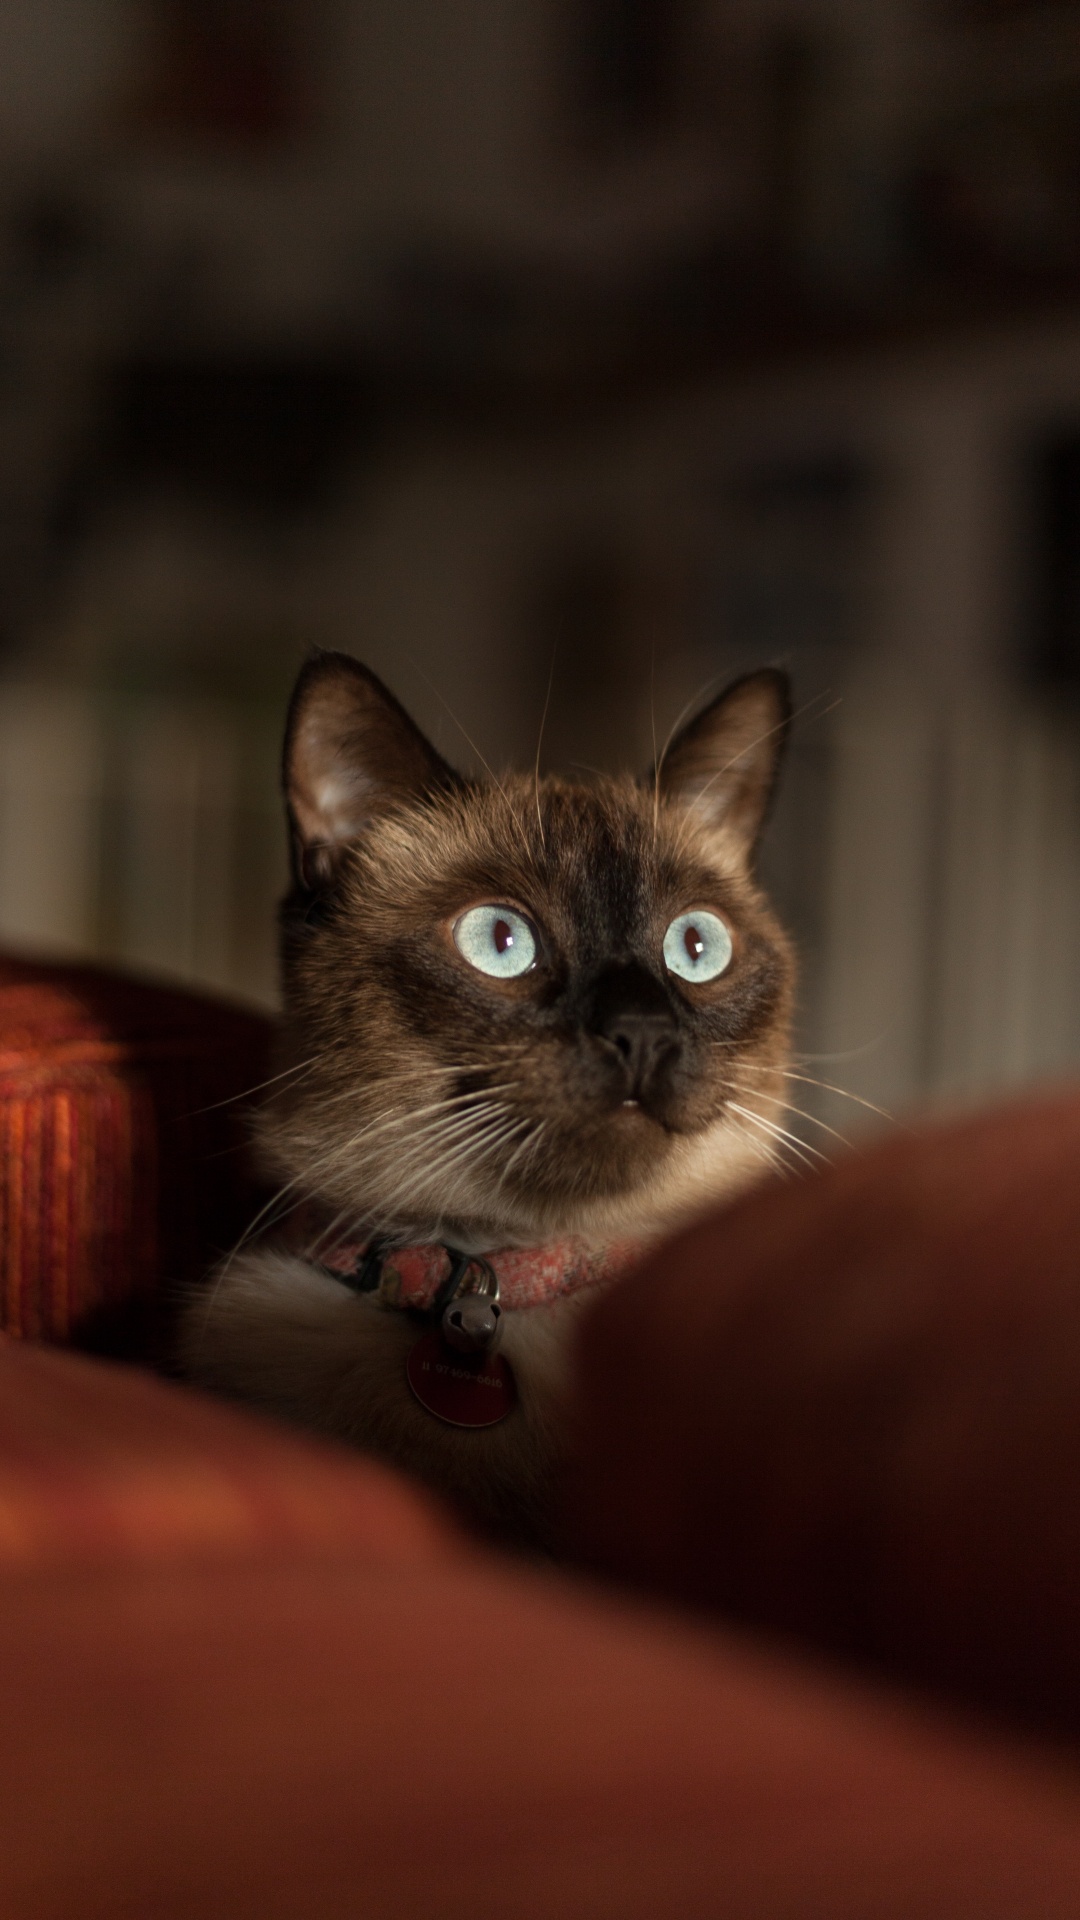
xmin=493 ymin=918 xmax=514 ymax=954
xmin=684 ymin=925 xmax=705 ymax=962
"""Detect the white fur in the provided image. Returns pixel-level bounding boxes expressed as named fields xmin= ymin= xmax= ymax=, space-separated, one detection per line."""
xmin=181 ymin=1246 xmax=598 ymax=1540
xmin=179 ymin=1112 xmax=778 ymax=1541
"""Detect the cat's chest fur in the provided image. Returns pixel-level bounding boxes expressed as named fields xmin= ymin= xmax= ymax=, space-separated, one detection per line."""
xmin=179 ymin=652 xmax=795 ymax=1544
xmin=183 ymin=1244 xmax=593 ymax=1539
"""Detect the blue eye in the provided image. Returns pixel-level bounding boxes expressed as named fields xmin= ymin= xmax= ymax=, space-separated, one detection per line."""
xmin=663 ymin=910 xmax=732 ymax=983
xmin=454 ymin=905 xmax=537 ymax=979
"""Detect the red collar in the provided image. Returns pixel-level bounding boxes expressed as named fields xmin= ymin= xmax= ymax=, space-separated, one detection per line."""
xmin=281 ymin=1206 xmax=642 ymax=1313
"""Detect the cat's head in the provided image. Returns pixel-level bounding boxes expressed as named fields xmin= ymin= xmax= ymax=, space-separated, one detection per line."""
xmin=260 ymin=651 xmax=795 ymax=1246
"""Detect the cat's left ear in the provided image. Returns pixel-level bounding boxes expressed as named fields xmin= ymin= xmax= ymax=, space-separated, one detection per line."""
xmin=284 ymin=651 xmax=459 ymax=888
xmin=654 ymin=669 xmax=791 ymax=866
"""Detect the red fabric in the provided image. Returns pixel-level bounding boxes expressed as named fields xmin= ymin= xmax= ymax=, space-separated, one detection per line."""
xmin=8 ymin=1562 xmax=1080 ymax=1919
xmin=0 ymin=957 xmax=271 ymax=1345
xmin=5 ymin=955 xmax=1080 ymax=1911
xmin=0 ymin=1013 xmax=1077 ymax=1911
xmin=2 ymin=1348 xmax=1080 ymax=1917
xmin=562 ymin=1084 xmax=1080 ymax=1739
xmin=0 ymin=1336 xmax=458 ymax=1574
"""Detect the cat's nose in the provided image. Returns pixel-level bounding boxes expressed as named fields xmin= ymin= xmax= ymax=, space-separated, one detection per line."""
xmin=587 ymin=963 xmax=681 ymax=1099
xmin=604 ymin=1010 xmax=681 ymax=1096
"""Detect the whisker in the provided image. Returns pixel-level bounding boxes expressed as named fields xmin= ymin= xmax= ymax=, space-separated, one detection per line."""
xmin=533 ymin=647 xmax=556 ymax=852
xmin=726 ymin=1081 xmax=852 ymax=1152
xmin=735 ymin=1101 xmax=830 ymax=1165
xmin=378 ymin=1114 xmax=529 ymax=1216
xmin=406 ymin=656 xmax=534 ymax=860
xmin=192 ymin=1086 xmax=527 ymax=1339
xmin=249 ymin=1096 xmax=518 ymax=1247
xmin=355 ymin=1097 xmax=515 ymax=1172
xmin=304 ymin=1086 xmax=519 ymax=1157
xmin=359 ymin=1103 xmax=513 ymax=1184
xmin=781 ymin=1072 xmax=899 ymax=1128
xmin=484 ymin=1118 xmax=547 ymax=1202
xmin=732 ymin=1062 xmax=897 ymax=1127
xmin=301 ymin=1104 xmax=515 ymax=1253
xmin=188 ymin=1165 xmax=326 ymax=1346
xmin=725 ymin=1114 xmax=787 ymax=1180
xmin=499 ymin=1120 xmax=546 ymax=1181
xmin=648 ymin=642 xmax=658 ymax=848
xmin=185 ymin=1054 xmax=322 ymax=1118
xmin=313 ymin=1063 xmax=513 ymax=1109
xmin=726 ymin=1101 xmax=825 ymax=1176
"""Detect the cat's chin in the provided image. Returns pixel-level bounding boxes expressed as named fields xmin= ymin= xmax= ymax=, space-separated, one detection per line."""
xmin=402 ymin=1108 xmax=772 ymax=1248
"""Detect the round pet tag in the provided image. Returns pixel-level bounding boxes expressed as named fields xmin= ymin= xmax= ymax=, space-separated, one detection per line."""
xmin=407 ymin=1329 xmax=517 ymax=1428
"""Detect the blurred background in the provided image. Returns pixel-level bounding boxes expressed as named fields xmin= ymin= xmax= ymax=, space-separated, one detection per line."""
xmin=1 ymin=0 xmax=1080 ymax=1142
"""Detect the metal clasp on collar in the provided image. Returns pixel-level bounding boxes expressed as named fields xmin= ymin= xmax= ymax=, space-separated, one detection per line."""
xmin=437 ymin=1249 xmax=503 ymax=1354
xmin=340 ymin=1241 xmax=503 ymax=1353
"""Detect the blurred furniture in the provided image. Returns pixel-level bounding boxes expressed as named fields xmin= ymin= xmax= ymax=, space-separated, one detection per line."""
xmin=0 ymin=954 xmax=270 ymax=1346
xmin=2 ymin=953 xmax=1080 ymax=1916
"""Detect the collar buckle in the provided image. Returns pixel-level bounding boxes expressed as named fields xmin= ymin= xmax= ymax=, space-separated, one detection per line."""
xmin=437 ymin=1249 xmax=503 ymax=1354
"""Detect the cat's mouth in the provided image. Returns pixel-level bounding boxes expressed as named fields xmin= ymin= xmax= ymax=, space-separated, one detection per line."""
xmin=614 ymin=1097 xmax=677 ymax=1131
xmin=609 ymin=1091 xmax=690 ymax=1137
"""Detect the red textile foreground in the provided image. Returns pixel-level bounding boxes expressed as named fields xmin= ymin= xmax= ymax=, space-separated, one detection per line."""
xmin=563 ymin=1087 xmax=1080 ymax=1739
xmin=0 ymin=1337 xmax=455 ymax=1573
xmin=4 ymin=1338 xmax=1080 ymax=1919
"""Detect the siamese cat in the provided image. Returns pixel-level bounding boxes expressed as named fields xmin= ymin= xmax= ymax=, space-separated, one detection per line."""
xmin=181 ymin=651 xmax=795 ymax=1541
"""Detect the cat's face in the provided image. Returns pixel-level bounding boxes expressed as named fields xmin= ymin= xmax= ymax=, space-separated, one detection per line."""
xmin=260 ymin=654 xmax=795 ymax=1246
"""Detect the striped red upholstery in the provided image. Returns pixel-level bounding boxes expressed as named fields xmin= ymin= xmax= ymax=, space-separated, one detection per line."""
xmin=0 ymin=957 xmax=271 ymax=1345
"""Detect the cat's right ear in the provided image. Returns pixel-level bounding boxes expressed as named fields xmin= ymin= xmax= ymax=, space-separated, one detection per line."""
xmin=654 ymin=668 xmax=791 ymax=867
xmin=284 ymin=652 xmax=458 ymax=888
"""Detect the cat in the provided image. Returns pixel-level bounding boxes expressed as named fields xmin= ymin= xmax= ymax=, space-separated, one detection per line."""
xmin=180 ymin=650 xmax=795 ymax=1542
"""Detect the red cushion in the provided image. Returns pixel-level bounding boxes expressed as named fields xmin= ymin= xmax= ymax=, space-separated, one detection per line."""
xmin=0 ymin=956 xmax=271 ymax=1344
xmin=561 ymin=1085 xmax=1080 ymax=1738
xmin=3 ymin=1346 xmax=1080 ymax=1915
xmin=0 ymin=1337 xmax=457 ymax=1573
xmin=11 ymin=1566 xmax=1080 ymax=1918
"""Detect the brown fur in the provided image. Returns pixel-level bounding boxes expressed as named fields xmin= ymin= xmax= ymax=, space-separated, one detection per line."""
xmin=180 ymin=654 xmax=796 ymax=1543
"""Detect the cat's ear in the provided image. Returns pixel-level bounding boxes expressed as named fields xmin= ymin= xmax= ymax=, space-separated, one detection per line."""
xmin=654 ymin=669 xmax=791 ymax=865
xmin=284 ymin=652 xmax=458 ymax=887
